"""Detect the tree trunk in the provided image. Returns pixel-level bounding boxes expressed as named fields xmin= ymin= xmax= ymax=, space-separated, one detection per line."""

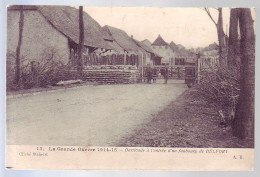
xmin=15 ymin=5 xmax=24 ymax=87
xmin=227 ymin=8 xmax=240 ymax=67
xmin=77 ymin=6 xmax=84 ymax=76
xmin=232 ymin=8 xmax=255 ymax=140
xmin=217 ymin=8 xmax=227 ymax=66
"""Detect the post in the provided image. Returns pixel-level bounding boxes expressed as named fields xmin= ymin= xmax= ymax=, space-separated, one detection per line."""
xmin=141 ymin=52 xmax=144 ymax=79
xmin=197 ymin=57 xmax=200 ymax=83
xmin=78 ymin=6 xmax=84 ymax=77
xmin=15 ymin=5 xmax=24 ymax=87
xmin=123 ymin=52 xmax=126 ymax=65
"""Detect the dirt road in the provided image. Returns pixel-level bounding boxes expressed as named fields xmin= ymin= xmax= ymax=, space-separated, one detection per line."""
xmin=6 ymin=79 xmax=186 ymax=146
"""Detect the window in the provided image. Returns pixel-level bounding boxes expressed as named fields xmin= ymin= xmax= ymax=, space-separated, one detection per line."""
xmin=175 ymin=58 xmax=179 ymax=65
xmin=175 ymin=58 xmax=185 ymax=65
xmin=180 ymin=58 xmax=185 ymax=65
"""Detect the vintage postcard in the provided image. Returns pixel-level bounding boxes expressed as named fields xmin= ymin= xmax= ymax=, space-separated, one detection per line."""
xmin=5 ymin=5 xmax=255 ymax=170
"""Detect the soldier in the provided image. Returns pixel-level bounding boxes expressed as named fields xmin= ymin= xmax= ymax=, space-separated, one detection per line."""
xmin=160 ymin=67 xmax=165 ymax=79
xmin=163 ymin=64 xmax=169 ymax=84
xmin=146 ymin=64 xmax=153 ymax=84
xmin=152 ymin=67 xmax=158 ymax=83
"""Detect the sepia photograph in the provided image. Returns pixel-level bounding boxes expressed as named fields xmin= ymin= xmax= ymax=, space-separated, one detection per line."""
xmin=5 ymin=5 xmax=255 ymax=170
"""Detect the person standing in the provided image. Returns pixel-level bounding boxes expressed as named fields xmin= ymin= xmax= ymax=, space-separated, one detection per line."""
xmin=146 ymin=64 xmax=153 ymax=84
xmin=152 ymin=67 xmax=158 ymax=83
xmin=164 ymin=64 xmax=169 ymax=84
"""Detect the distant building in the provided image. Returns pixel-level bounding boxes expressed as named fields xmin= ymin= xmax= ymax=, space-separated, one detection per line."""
xmin=132 ymin=39 xmax=162 ymax=66
xmin=200 ymin=43 xmax=219 ymax=56
xmin=151 ymin=35 xmax=176 ymax=65
xmin=141 ymin=39 xmax=152 ymax=47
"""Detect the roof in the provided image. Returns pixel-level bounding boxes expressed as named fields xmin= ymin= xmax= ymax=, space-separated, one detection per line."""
xmin=103 ymin=25 xmax=141 ymax=53
xmin=169 ymin=41 xmax=196 ymax=57
xmin=169 ymin=41 xmax=181 ymax=55
xmin=152 ymin=35 xmax=168 ymax=46
xmin=8 ymin=5 xmax=112 ymax=49
xmin=141 ymin=39 xmax=152 ymax=46
xmin=7 ymin=5 xmax=38 ymax=10
xmin=142 ymin=39 xmax=164 ymax=57
xmin=133 ymin=39 xmax=154 ymax=54
xmin=169 ymin=41 xmax=178 ymax=51
xmin=101 ymin=26 xmax=125 ymax=53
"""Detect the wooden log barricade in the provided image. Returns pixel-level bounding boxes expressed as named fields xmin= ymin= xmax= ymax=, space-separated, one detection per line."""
xmin=70 ymin=65 xmax=140 ymax=84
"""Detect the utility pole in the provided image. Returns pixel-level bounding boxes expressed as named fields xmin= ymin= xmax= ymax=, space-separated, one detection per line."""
xmin=15 ymin=5 xmax=24 ymax=87
xmin=78 ymin=6 xmax=84 ymax=77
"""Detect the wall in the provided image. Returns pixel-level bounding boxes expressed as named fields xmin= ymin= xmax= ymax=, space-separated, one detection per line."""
xmin=145 ymin=53 xmax=153 ymax=65
xmin=7 ymin=10 xmax=70 ymax=66
xmin=151 ymin=45 xmax=176 ymax=64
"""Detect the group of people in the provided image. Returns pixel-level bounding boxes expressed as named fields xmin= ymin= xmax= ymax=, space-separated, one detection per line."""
xmin=145 ymin=64 xmax=169 ymax=84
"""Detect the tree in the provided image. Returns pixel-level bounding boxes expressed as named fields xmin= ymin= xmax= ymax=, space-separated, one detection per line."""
xmin=231 ymin=8 xmax=255 ymax=140
xmin=15 ymin=5 xmax=24 ymax=87
xmin=204 ymin=8 xmax=227 ymax=66
xmin=227 ymin=8 xmax=240 ymax=67
xmin=77 ymin=6 xmax=84 ymax=76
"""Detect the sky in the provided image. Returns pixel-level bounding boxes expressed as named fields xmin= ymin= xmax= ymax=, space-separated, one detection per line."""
xmin=83 ymin=7 xmax=231 ymax=49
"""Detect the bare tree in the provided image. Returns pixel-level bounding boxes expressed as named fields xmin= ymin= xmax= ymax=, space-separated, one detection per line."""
xmin=227 ymin=8 xmax=240 ymax=67
xmin=77 ymin=6 xmax=84 ymax=76
xmin=15 ymin=5 xmax=24 ymax=87
xmin=204 ymin=8 xmax=227 ymax=66
xmin=231 ymin=8 xmax=255 ymax=140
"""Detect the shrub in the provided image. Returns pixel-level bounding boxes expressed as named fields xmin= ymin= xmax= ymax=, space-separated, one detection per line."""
xmin=196 ymin=64 xmax=240 ymax=122
xmin=6 ymin=51 xmax=31 ymax=90
xmin=6 ymin=48 xmax=74 ymax=91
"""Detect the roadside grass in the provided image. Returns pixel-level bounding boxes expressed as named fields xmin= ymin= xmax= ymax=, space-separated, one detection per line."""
xmin=119 ymin=86 xmax=253 ymax=148
xmin=6 ymin=81 xmax=100 ymax=98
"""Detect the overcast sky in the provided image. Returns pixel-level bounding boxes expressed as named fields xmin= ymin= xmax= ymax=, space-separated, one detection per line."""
xmin=83 ymin=7 xmax=232 ymax=49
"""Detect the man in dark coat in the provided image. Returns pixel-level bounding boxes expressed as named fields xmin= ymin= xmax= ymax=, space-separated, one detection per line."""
xmin=165 ymin=65 xmax=169 ymax=84
xmin=161 ymin=64 xmax=169 ymax=84
xmin=146 ymin=64 xmax=153 ymax=84
xmin=152 ymin=67 xmax=158 ymax=83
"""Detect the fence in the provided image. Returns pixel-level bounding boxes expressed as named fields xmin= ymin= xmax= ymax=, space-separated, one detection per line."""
xmin=197 ymin=56 xmax=219 ymax=83
xmin=141 ymin=65 xmax=187 ymax=80
xmin=198 ymin=56 xmax=219 ymax=71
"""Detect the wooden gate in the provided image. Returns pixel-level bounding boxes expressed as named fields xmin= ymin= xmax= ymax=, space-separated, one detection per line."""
xmin=140 ymin=65 xmax=188 ymax=81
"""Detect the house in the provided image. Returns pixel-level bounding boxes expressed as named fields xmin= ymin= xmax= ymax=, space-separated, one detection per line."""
xmin=141 ymin=39 xmax=152 ymax=47
xmin=151 ymin=35 xmax=176 ymax=65
xmin=7 ymin=5 xmax=113 ymax=67
xmin=200 ymin=43 xmax=219 ymax=56
xmin=169 ymin=41 xmax=197 ymax=66
xmin=132 ymin=39 xmax=162 ymax=66
xmin=102 ymin=25 xmax=145 ymax=66
xmin=101 ymin=27 xmax=125 ymax=55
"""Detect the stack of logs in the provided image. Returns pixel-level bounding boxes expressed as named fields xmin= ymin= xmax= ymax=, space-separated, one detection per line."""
xmin=70 ymin=65 xmax=140 ymax=84
xmin=82 ymin=69 xmax=139 ymax=84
